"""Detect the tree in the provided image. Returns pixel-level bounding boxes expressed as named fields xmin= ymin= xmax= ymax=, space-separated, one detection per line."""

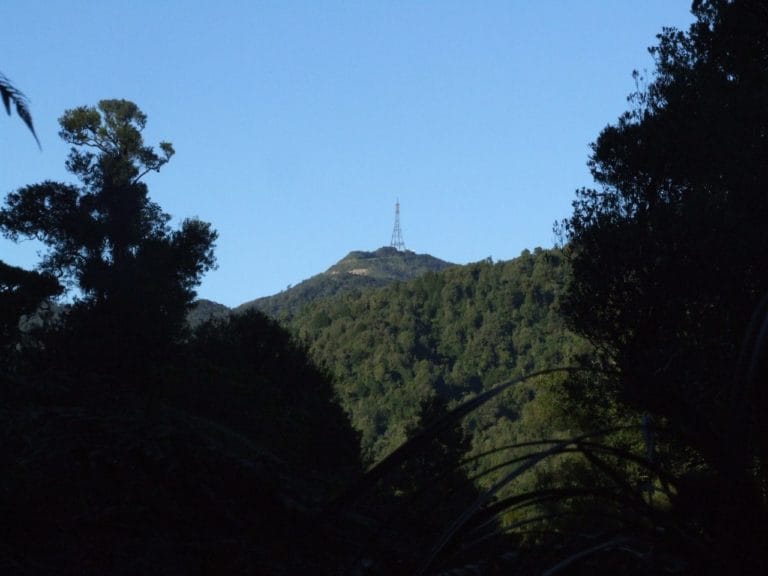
xmin=559 ymin=1 xmax=767 ymax=571
xmin=0 ymin=100 xmax=216 ymax=362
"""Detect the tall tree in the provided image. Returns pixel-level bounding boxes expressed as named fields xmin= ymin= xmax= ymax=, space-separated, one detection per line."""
xmin=560 ymin=1 xmax=767 ymax=571
xmin=0 ymin=100 xmax=216 ymax=362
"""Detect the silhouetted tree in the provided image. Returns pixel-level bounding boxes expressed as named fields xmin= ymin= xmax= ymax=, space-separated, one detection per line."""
xmin=180 ymin=310 xmax=361 ymax=476
xmin=560 ymin=1 xmax=768 ymax=572
xmin=0 ymin=100 xmax=216 ymax=367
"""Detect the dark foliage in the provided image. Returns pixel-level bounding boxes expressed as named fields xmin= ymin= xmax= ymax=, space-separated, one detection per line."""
xmin=327 ymin=396 xmax=487 ymax=575
xmin=0 ymin=101 xmax=362 ymax=574
xmin=0 ymin=260 xmax=60 ymax=349
xmin=187 ymin=298 xmax=230 ymax=328
xmin=559 ymin=0 xmax=768 ymax=572
xmin=1 ymin=264 xmax=362 ymax=576
xmin=9 ymin=2 xmax=768 ymax=571
xmin=174 ymin=310 xmax=361 ymax=477
xmin=0 ymin=100 xmax=217 ymax=365
xmin=0 ymin=71 xmax=39 ymax=146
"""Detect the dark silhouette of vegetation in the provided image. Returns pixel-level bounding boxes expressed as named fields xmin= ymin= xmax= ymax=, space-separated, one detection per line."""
xmin=4 ymin=1 xmax=767 ymax=573
xmin=0 ymin=261 xmax=60 ymax=349
xmin=558 ymin=0 xmax=768 ymax=572
xmin=1 ymin=310 xmax=363 ymax=575
xmin=187 ymin=297 xmax=230 ymax=327
xmin=0 ymin=100 xmax=216 ymax=371
xmin=0 ymin=101 xmax=363 ymax=574
xmin=176 ymin=310 xmax=361 ymax=476
xmin=328 ymin=396 xmax=487 ymax=575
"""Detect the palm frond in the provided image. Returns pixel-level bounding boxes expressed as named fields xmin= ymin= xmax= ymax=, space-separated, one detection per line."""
xmin=0 ymin=72 xmax=40 ymax=148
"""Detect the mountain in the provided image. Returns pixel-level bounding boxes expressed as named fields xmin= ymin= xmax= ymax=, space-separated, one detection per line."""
xmin=289 ymin=247 xmax=589 ymax=463
xmin=234 ymin=246 xmax=454 ymax=319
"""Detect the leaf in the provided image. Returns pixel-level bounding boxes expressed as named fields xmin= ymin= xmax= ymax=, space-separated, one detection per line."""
xmin=0 ymin=72 xmax=40 ymax=148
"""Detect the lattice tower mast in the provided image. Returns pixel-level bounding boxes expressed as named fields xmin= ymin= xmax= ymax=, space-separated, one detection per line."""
xmin=390 ymin=200 xmax=405 ymax=251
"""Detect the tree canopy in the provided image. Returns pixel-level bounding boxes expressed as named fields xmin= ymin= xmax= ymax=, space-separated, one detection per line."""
xmin=560 ymin=1 xmax=768 ymax=571
xmin=0 ymin=100 xmax=216 ymax=356
xmin=291 ymin=248 xmax=585 ymax=463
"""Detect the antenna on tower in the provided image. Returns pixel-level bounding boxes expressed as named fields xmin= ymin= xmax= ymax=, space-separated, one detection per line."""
xmin=390 ymin=199 xmax=405 ymax=251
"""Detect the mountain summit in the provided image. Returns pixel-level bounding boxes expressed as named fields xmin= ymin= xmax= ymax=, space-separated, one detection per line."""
xmin=235 ymin=247 xmax=453 ymax=318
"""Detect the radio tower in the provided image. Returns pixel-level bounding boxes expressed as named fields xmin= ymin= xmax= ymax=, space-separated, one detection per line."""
xmin=390 ymin=200 xmax=406 ymax=251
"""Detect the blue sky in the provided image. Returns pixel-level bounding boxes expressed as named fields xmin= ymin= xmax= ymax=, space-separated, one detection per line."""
xmin=1 ymin=1 xmax=695 ymax=307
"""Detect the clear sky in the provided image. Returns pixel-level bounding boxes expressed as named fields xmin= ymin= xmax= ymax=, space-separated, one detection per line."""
xmin=1 ymin=1 xmax=695 ymax=307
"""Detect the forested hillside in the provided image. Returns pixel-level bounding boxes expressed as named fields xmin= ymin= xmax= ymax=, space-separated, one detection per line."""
xmin=291 ymin=248 xmax=589 ymax=463
xmin=236 ymin=246 xmax=453 ymax=319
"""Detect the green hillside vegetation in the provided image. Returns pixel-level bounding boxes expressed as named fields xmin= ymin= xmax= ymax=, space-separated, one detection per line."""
xmin=329 ymin=2 xmax=768 ymax=572
xmin=289 ymin=249 xmax=613 ymax=573
xmin=235 ymin=246 xmax=453 ymax=319
xmin=291 ymin=247 xmax=589 ymax=464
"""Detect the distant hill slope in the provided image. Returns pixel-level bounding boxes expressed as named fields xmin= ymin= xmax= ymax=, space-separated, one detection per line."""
xmin=234 ymin=246 xmax=454 ymax=319
xmin=187 ymin=298 xmax=230 ymax=327
xmin=289 ymin=247 xmax=589 ymax=463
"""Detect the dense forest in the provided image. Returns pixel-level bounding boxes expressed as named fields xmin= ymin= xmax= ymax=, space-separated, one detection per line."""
xmin=291 ymin=248 xmax=586 ymax=463
xmin=2 ymin=1 xmax=767 ymax=574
